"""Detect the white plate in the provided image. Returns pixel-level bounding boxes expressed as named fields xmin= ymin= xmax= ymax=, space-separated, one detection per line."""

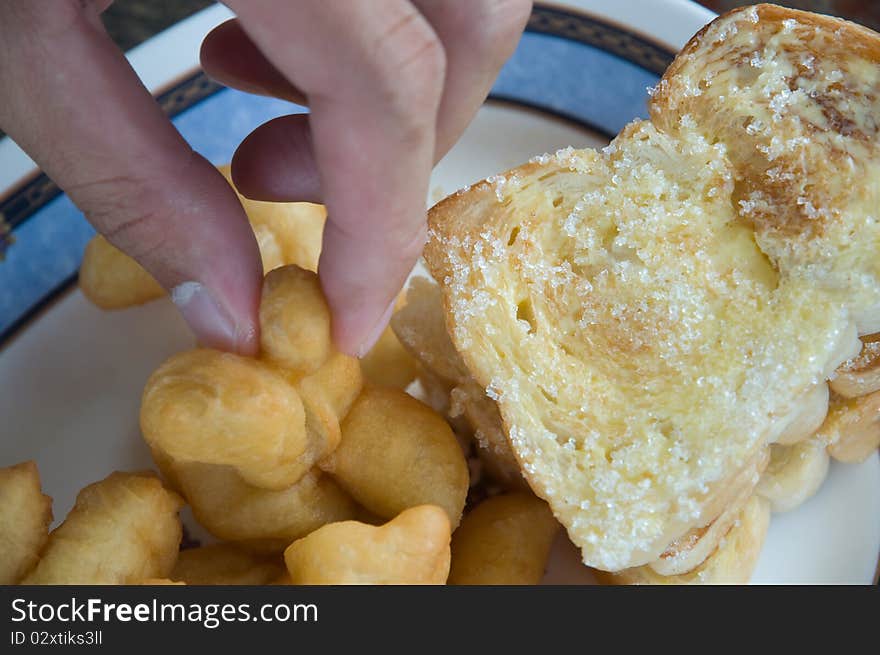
xmin=0 ymin=0 xmax=877 ymax=585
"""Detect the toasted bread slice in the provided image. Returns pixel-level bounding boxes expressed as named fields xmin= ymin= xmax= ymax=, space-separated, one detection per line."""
xmin=392 ymin=277 xmax=525 ymax=487
xmin=820 ymin=389 xmax=880 ymax=463
xmin=756 ymin=436 xmax=829 ymax=513
xmin=596 ymin=495 xmax=771 ymax=585
xmin=831 ymin=333 xmax=880 ymax=398
xmin=424 ymin=6 xmax=879 ymax=570
xmin=650 ymin=4 xmax=880 ymax=334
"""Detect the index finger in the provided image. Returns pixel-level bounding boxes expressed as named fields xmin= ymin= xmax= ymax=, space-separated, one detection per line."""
xmin=226 ymin=0 xmax=445 ymax=356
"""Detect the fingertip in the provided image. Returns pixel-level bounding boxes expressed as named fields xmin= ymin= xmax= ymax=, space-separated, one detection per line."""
xmin=171 ymin=280 xmax=260 ymax=357
xmin=319 ymin=244 xmax=405 ymax=359
xmin=318 ymin=218 xmax=425 ymax=358
xmin=199 ymin=19 xmax=236 ymax=73
xmin=231 ymin=114 xmax=322 ymax=203
xmin=331 ymin=296 xmax=397 ymax=359
xmin=200 ymin=19 xmax=306 ymax=105
xmin=146 ymin=157 xmax=263 ymax=357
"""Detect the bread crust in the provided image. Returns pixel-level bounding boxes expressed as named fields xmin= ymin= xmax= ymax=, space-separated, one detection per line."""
xmin=425 ymin=5 xmax=880 ymax=571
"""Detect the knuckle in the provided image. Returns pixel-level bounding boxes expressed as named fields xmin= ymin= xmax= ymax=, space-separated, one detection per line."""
xmin=102 ymin=208 xmax=168 ymax=263
xmin=377 ymin=12 xmax=446 ymax=78
xmin=467 ymin=0 xmax=533 ymax=64
xmin=372 ymin=13 xmax=446 ymax=116
xmin=70 ymin=173 xmax=173 ymax=263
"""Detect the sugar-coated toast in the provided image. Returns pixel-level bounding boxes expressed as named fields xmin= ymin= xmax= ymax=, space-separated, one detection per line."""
xmin=424 ymin=5 xmax=880 ymax=570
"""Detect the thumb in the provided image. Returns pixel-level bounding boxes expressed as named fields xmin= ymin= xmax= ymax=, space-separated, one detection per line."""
xmin=0 ymin=2 xmax=262 ymax=354
xmin=102 ymin=153 xmax=263 ymax=355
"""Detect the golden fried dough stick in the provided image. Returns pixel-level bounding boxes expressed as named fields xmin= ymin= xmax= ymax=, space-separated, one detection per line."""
xmin=217 ymin=165 xmax=325 ymax=274
xmin=320 ymin=386 xmax=469 ymax=528
xmin=143 ymin=265 xmax=361 ymax=495
xmin=78 ymin=235 xmax=164 ymax=309
xmin=141 ymin=349 xmax=316 ymax=491
xmin=297 ymin=352 xmax=363 ymax=420
xmin=831 ymin=334 xmax=880 ymax=399
xmin=284 ymin=505 xmax=451 ymax=585
xmin=597 ymin=496 xmax=771 ymax=585
xmin=819 ymin=390 xmax=880 ymax=463
xmin=169 ymin=462 xmax=357 ymax=551
xmin=392 ymin=277 xmax=525 ymax=488
xmin=169 ymin=543 xmax=284 ymax=585
xmin=141 ymin=578 xmax=186 ymax=585
xmin=360 ymin=292 xmax=418 ymax=389
xmin=0 ymin=461 xmax=53 ymax=584
xmin=296 ymin=352 xmax=364 ymax=459
xmin=21 ymin=471 xmax=182 ymax=585
xmin=79 ymin=166 xmax=326 ymax=311
xmin=360 ymin=324 xmax=418 ymax=390
xmin=448 ymin=493 xmax=558 ymax=585
xmin=259 ymin=266 xmax=333 ymax=376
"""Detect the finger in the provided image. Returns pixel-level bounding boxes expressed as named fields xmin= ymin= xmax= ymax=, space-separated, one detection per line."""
xmin=412 ymin=0 xmax=532 ymax=158
xmin=200 ymin=19 xmax=307 ymax=105
xmin=83 ymin=0 xmax=115 ymax=13
xmin=230 ymin=114 xmax=322 ymax=203
xmin=0 ymin=1 xmax=262 ymax=354
xmin=217 ymin=0 xmax=531 ymax=206
xmin=227 ymin=0 xmax=445 ymax=356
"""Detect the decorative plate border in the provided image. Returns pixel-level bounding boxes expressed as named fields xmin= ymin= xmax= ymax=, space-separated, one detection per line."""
xmin=0 ymin=2 xmax=878 ymax=586
xmin=0 ymin=3 xmax=676 ymax=348
xmin=0 ymin=3 xmax=673 ymax=239
xmin=0 ymin=75 xmax=225 ymax=239
xmin=526 ymin=3 xmax=674 ymax=74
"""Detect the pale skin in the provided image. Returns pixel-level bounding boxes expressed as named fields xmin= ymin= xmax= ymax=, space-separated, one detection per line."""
xmin=0 ymin=0 xmax=532 ymax=356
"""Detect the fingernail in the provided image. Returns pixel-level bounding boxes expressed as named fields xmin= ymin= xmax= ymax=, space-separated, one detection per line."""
xmin=171 ymin=281 xmax=248 ymax=352
xmin=355 ymin=298 xmax=397 ymax=359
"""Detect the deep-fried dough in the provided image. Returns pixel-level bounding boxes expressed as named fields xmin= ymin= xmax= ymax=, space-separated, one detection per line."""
xmin=169 ymin=543 xmax=284 ymax=585
xmin=361 ymin=293 xmax=418 ymax=389
xmin=78 ymin=235 xmax=164 ymax=309
xmin=141 ymin=349 xmax=315 ymax=490
xmin=320 ymin=387 xmax=469 ymax=527
xmin=0 ymin=461 xmax=53 ymax=584
xmin=169 ymin=462 xmax=356 ymax=550
xmin=448 ymin=493 xmax=558 ymax=585
xmin=21 ymin=472 xmax=182 ymax=585
xmin=259 ymin=266 xmax=332 ymax=376
xmin=284 ymin=505 xmax=451 ymax=584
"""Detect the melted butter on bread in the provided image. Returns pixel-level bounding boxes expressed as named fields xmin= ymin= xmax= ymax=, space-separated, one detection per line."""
xmin=425 ymin=5 xmax=879 ymax=571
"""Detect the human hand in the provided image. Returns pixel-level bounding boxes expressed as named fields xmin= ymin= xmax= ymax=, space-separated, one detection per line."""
xmin=0 ymin=0 xmax=531 ymax=355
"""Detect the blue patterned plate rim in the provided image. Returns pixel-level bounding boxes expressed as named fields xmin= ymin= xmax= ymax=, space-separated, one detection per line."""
xmin=0 ymin=2 xmax=679 ymax=349
xmin=0 ymin=3 xmax=677 ymax=232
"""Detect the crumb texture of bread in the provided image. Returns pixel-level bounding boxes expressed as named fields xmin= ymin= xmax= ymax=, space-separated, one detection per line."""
xmin=392 ymin=277 xmax=526 ymax=486
xmin=424 ymin=5 xmax=880 ymax=570
xmin=651 ymin=4 xmax=880 ymax=332
xmin=596 ymin=495 xmax=771 ymax=585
